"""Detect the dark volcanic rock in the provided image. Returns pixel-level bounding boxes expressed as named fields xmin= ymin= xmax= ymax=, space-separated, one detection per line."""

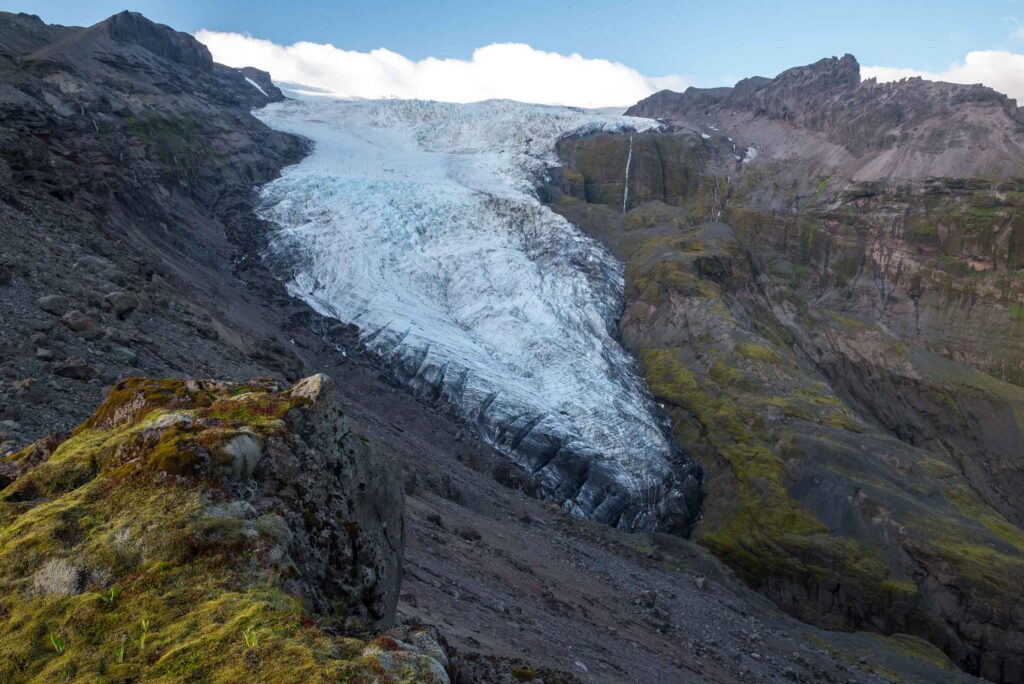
xmin=102 ymin=10 xmax=213 ymax=70
xmin=35 ymin=294 xmax=69 ymax=315
xmin=51 ymin=356 xmax=94 ymax=380
xmin=273 ymin=373 xmax=405 ymax=625
xmin=0 ymin=8 xmax=306 ymax=443
xmin=104 ymin=290 xmax=138 ymax=318
xmin=60 ymin=310 xmax=97 ymax=337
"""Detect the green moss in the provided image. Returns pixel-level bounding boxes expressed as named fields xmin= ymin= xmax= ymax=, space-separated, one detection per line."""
xmin=810 ymin=631 xmax=958 ymax=683
xmin=874 ymin=633 xmax=957 ymax=671
xmin=125 ymin=114 xmax=208 ymax=184
xmin=812 ymin=176 xmax=831 ymax=204
xmin=0 ymin=379 xmax=422 ymax=683
xmin=638 ymin=348 xmax=894 ymax=597
xmin=734 ymin=342 xmax=781 ymax=364
xmin=878 ymin=580 xmax=918 ymax=598
xmin=511 ymin=666 xmax=537 ymax=681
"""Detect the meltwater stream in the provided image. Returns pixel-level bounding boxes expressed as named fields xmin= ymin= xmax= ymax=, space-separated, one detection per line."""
xmin=254 ymin=99 xmax=700 ymax=532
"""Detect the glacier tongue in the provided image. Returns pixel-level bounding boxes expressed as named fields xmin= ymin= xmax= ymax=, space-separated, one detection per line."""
xmin=254 ymin=99 xmax=701 ymax=533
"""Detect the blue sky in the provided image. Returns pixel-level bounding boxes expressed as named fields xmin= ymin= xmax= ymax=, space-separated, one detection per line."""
xmin=10 ymin=1 xmax=1024 ymax=106
xmin=10 ymin=1 xmax=1024 ymax=85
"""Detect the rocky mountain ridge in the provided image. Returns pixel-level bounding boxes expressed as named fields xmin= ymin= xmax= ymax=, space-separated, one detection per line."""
xmin=628 ymin=54 xmax=1024 ymax=180
xmin=0 ymin=10 xmax=1012 ymax=683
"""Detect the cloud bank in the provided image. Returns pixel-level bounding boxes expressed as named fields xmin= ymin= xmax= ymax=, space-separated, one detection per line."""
xmin=195 ymin=30 xmax=689 ymax=108
xmin=863 ymin=51 xmax=1024 ymax=102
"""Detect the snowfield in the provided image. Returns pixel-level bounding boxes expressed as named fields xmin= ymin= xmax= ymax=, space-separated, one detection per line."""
xmin=254 ymin=99 xmax=699 ymax=531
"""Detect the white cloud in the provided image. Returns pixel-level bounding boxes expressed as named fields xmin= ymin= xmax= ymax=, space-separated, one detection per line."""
xmin=863 ymin=51 xmax=1024 ymax=102
xmin=195 ymin=30 xmax=689 ymax=108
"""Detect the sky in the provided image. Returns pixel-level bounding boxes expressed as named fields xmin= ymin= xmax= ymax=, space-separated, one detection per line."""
xmin=10 ymin=1 xmax=1024 ymax=106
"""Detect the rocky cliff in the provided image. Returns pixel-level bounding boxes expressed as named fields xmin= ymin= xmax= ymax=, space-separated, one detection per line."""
xmin=627 ymin=54 xmax=1024 ymax=181
xmin=549 ymin=55 xmax=1024 ymax=683
xmin=0 ymin=374 xmax=456 ymax=681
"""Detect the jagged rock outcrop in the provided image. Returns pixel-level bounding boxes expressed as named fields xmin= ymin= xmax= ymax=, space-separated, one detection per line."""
xmin=0 ymin=375 xmax=453 ymax=681
xmin=628 ymin=54 xmax=1024 ymax=181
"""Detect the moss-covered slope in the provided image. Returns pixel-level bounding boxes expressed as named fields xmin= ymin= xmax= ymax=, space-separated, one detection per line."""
xmin=548 ymin=134 xmax=1024 ymax=682
xmin=0 ymin=375 xmax=448 ymax=683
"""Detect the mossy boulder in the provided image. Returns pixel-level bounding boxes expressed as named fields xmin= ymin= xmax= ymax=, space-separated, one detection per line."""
xmin=0 ymin=375 xmax=448 ymax=682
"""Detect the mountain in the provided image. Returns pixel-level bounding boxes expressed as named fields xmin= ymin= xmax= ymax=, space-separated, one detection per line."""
xmin=0 ymin=10 xmax=1016 ymax=683
xmin=549 ymin=54 xmax=1024 ymax=683
xmin=627 ymin=54 xmax=1024 ymax=181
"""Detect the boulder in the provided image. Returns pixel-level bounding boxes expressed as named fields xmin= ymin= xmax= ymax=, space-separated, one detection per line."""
xmin=52 ymin=356 xmax=94 ymax=380
xmin=36 ymin=294 xmax=69 ymax=315
xmin=104 ymin=291 xmax=139 ymax=318
xmin=60 ymin=310 xmax=98 ymax=338
xmin=13 ymin=378 xmax=48 ymax=403
xmin=275 ymin=373 xmax=405 ymax=624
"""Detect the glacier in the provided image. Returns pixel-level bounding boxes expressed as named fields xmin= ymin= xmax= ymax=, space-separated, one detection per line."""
xmin=253 ymin=98 xmax=701 ymax=533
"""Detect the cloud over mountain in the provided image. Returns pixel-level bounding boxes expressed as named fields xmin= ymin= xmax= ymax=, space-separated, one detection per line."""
xmin=196 ymin=30 xmax=689 ymax=108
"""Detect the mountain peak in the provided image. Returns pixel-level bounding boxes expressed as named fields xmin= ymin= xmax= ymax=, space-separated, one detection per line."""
xmin=773 ymin=53 xmax=860 ymax=93
xmin=96 ymin=10 xmax=212 ymax=71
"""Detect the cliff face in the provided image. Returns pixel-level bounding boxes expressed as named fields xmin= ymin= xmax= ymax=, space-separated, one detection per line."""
xmin=0 ymin=9 xmax=306 ymax=450
xmin=550 ymin=56 xmax=1024 ymax=682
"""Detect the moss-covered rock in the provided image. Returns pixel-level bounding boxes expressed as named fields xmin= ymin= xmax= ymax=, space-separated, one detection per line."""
xmin=0 ymin=375 xmax=449 ymax=683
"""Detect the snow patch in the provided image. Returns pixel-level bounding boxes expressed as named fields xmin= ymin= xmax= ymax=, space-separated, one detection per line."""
xmin=244 ymin=76 xmax=269 ymax=98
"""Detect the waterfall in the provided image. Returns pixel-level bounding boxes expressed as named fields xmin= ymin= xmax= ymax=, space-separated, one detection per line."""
xmin=622 ymin=135 xmax=633 ymax=213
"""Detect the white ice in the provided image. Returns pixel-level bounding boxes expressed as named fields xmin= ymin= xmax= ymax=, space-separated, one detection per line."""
xmin=254 ymin=99 xmax=683 ymax=525
xmin=244 ymin=76 xmax=269 ymax=98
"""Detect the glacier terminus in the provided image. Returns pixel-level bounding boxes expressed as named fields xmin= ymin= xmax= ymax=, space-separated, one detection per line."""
xmin=254 ymin=98 xmax=702 ymax=532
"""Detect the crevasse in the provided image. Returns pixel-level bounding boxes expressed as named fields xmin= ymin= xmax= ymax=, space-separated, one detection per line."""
xmin=253 ymin=99 xmax=700 ymax=532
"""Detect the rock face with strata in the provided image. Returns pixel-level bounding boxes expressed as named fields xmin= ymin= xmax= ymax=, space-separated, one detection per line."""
xmin=549 ymin=57 xmax=1024 ymax=681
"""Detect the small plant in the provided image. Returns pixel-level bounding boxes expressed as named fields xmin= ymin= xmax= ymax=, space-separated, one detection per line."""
xmin=242 ymin=625 xmax=259 ymax=651
xmin=129 ymin=619 xmax=149 ymax=651
xmin=97 ymin=586 xmax=121 ymax=607
xmin=48 ymin=628 xmax=67 ymax=655
xmin=1010 ymin=304 xmax=1024 ymax=322
xmin=115 ymin=636 xmax=127 ymax=664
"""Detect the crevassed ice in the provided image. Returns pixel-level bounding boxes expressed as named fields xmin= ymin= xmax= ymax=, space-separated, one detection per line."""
xmin=254 ymin=99 xmax=699 ymax=532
